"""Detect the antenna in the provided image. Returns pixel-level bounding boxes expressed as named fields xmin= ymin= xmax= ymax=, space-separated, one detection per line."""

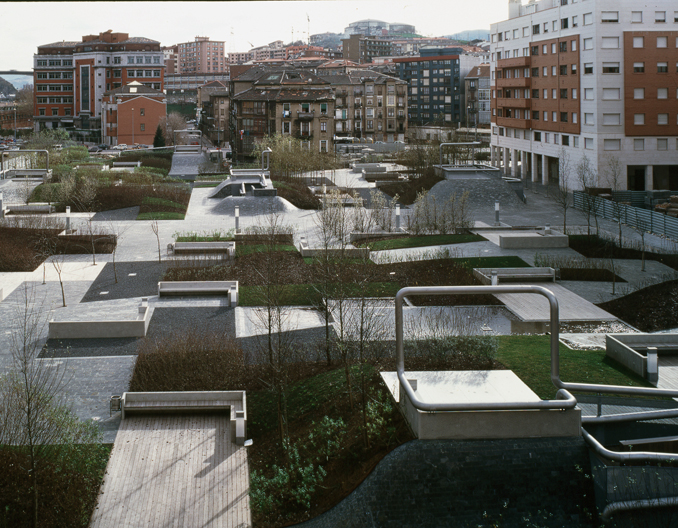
xmin=228 ymin=27 xmax=235 ymax=54
xmin=307 ymin=13 xmax=310 ymax=45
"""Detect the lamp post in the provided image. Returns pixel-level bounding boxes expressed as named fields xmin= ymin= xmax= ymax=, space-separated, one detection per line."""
xmin=131 ymin=107 xmax=135 ymax=145
xmin=13 ymin=105 xmax=17 ymax=142
xmin=466 ymin=105 xmax=470 ymax=142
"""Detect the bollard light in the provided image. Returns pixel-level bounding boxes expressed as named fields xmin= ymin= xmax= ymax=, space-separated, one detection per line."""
xmin=66 ymin=206 xmax=71 ymax=230
xmin=235 ymin=206 xmax=239 ymax=218
xmin=494 ymin=202 xmax=500 ymax=227
xmin=396 ymin=203 xmax=401 ymax=230
xmin=235 ymin=206 xmax=240 ymax=233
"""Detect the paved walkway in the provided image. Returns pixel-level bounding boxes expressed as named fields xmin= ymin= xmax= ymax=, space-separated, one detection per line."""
xmin=90 ymin=414 xmax=251 ymax=528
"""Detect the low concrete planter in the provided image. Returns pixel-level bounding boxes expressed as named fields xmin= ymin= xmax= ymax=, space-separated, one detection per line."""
xmin=49 ymin=300 xmax=151 ymax=339
xmin=474 ymin=267 xmax=556 ymax=284
xmin=298 ymin=236 xmax=370 ymax=259
xmin=7 ymin=203 xmax=55 ymax=214
xmin=605 ymin=334 xmax=678 ymax=382
xmin=158 ymin=280 xmax=238 ymax=307
xmin=171 ymin=241 xmax=235 ymax=257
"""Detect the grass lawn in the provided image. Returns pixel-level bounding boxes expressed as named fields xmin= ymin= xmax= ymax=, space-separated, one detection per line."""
xmin=136 ymin=196 xmax=187 ymax=220
xmin=176 ymin=236 xmax=234 ymax=242
xmin=360 ymin=233 xmax=486 ymax=251
xmin=235 ymin=244 xmax=297 ymax=257
xmin=496 ymin=335 xmax=651 ymax=399
xmin=137 ymin=212 xmax=185 ymax=220
xmin=238 ymin=281 xmax=400 ymax=306
xmin=193 ymin=182 xmax=221 ymax=188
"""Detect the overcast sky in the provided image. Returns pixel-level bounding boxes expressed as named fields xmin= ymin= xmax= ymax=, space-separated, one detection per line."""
xmin=0 ymin=0 xmax=509 ymax=71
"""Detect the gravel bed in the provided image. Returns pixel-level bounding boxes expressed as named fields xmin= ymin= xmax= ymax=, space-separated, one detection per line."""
xmin=90 ymin=207 xmax=140 ymax=222
xmin=427 ymin=178 xmax=525 ymax=213
xmin=0 ymin=179 xmax=41 ymax=204
xmin=80 ymin=261 xmax=168 ymax=303
xmin=211 ymin=195 xmax=298 ymax=216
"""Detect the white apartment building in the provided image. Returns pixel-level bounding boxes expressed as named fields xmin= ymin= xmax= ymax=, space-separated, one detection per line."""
xmin=490 ymin=0 xmax=678 ymax=191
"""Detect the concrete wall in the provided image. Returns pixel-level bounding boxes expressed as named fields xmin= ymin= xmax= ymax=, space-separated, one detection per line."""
xmin=297 ymin=437 xmax=593 ymax=528
xmin=49 ymin=305 xmax=150 ymax=339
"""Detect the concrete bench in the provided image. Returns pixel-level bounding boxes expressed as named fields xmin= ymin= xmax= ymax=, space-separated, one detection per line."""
xmin=158 ymin=281 xmax=238 ymax=307
xmin=112 ymin=161 xmax=141 ymax=167
xmin=120 ymin=390 xmax=247 ymax=445
xmin=49 ymin=299 xmax=150 ymax=339
xmin=171 ymin=241 xmax=235 ymax=257
xmin=473 ymin=267 xmax=556 ymax=285
xmin=6 ymin=203 xmax=55 ymax=214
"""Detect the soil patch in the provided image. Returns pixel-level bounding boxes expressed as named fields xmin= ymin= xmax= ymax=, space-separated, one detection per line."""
xmin=559 ymin=268 xmax=626 ymax=282
xmin=598 ymin=280 xmax=678 ymax=332
xmin=570 ymin=235 xmax=678 ymax=270
xmin=379 ymin=171 xmax=444 ymax=205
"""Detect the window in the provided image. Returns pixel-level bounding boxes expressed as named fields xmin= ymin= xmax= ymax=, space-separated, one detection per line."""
xmin=532 ymin=24 xmax=540 ymax=35
xmin=544 ymin=22 xmax=549 ymax=33
xmin=562 ymin=135 xmax=570 ymax=146
xmin=657 ymin=36 xmax=668 ymax=48
xmin=634 ymin=88 xmax=645 ymax=99
xmin=320 ymin=121 xmax=327 ymax=132
xmin=584 ymin=63 xmax=593 ymax=74
xmin=561 ymin=112 xmax=568 ymax=122
xmin=39 ymin=108 xmax=45 ymax=116
xmin=634 ymin=139 xmax=645 ymax=150
xmin=543 ymin=89 xmax=548 ymax=99
xmin=551 ymin=43 xmax=557 ymax=54
xmin=584 ymin=137 xmax=593 ymax=149
xmin=140 ymin=124 xmax=145 ymax=131
xmin=534 ymin=131 xmax=541 ymax=141
xmin=658 ymin=88 xmax=668 ymax=99
xmin=604 ymin=139 xmax=621 ymax=151
xmin=552 ymin=66 xmax=557 ymax=76
xmin=602 ymin=62 xmax=620 ymax=74
xmin=658 ymin=62 xmax=668 ymax=73
xmin=603 ymin=88 xmax=620 ymax=100
xmin=532 ymin=89 xmax=539 ymax=99
xmin=601 ymin=11 xmax=619 ymax=23
xmin=602 ymin=37 xmax=620 ymax=49
xmin=543 ymin=66 xmax=548 ymax=77
xmin=559 ymin=89 xmax=567 ymax=99
xmin=554 ymin=134 xmax=559 ymax=145
xmin=545 ymin=133 xmax=550 ymax=143
xmin=523 ymin=27 xmax=530 ymax=37
xmin=584 ymin=88 xmax=594 ymax=100
xmin=51 ymin=108 xmax=58 ymax=116
xmin=560 ymin=65 xmax=568 ymax=76
xmin=584 ymin=38 xmax=593 ymax=50
xmin=658 ymin=113 xmax=669 ymax=125
xmin=603 ymin=114 xmax=621 ymax=125
xmin=656 ymin=11 xmax=666 ymax=23
xmin=633 ymin=37 xmax=644 ymax=48
xmin=561 ymin=18 xmax=569 ymax=29
xmin=140 ymin=108 xmax=145 ymax=116
xmin=657 ymin=138 xmax=668 ymax=150
xmin=136 ymin=56 xmax=143 ymax=64
xmin=572 ymin=113 xmax=578 ymax=124
xmin=531 ymin=46 xmax=539 ymax=56
xmin=531 ymin=67 xmax=539 ymax=77
xmin=113 ymin=69 xmax=121 ymax=77
xmin=633 ymin=62 xmax=645 ymax=73
xmin=544 ymin=111 xmax=548 ymax=121
xmin=571 ymin=88 xmax=577 ymax=99
xmin=573 ymin=137 xmax=579 ymax=148
xmin=542 ymin=44 xmax=548 ymax=55
xmin=583 ymin=13 xmax=593 ymax=25
xmin=533 ymin=111 xmax=539 ymax=121
xmin=634 ymin=114 xmax=645 ymax=125
xmin=632 ymin=11 xmax=643 ymax=23
xmin=560 ymin=42 xmax=568 ymax=53
xmin=552 ymin=111 xmax=558 ymax=122
xmin=584 ymin=113 xmax=594 ymax=125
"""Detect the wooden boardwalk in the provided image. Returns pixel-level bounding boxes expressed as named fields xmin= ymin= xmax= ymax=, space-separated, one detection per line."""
xmin=494 ymin=283 xmax=617 ymax=323
xmin=90 ymin=414 xmax=251 ymax=528
xmin=658 ymin=356 xmax=678 ymax=392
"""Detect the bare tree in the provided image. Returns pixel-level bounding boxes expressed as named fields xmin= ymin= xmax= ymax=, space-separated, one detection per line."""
xmin=0 ymin=284 xmax=101 ymax=527
xmin=158 ymin=113 xmax=188 ymax=146
xmin=550 ymin=148 xmax=572 ymax=234
xmin=150 ymin=219 xmax=162 ymax=263
xmin=604 ymin=154 xmax=625 ymax=248
xmin=575 ymin=153 xmax=600 ymax=237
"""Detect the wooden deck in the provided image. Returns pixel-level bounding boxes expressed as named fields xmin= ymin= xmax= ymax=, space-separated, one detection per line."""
xmin=90 ymin=414 xmax=251 ymax=528
xmin=658 ymin=356 xmax=678 ymax=392
xmin=494 ymin=283 xmax=617 ymax=323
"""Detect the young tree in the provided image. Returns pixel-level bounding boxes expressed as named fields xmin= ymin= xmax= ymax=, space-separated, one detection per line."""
xmin=150 ymin=219 xmax=162 ymax=263
xmin=158 ymin=113 xmax=188 ymax=146
xmin=153 ymin=124 xmax=166 ymax=148
xmin=551 ymin=148 xmax=572 ymax=234
xmin=604 ymin=154 xmax=625 ymax=248
xmin=575 ymin=153 xmax=600 ymax=237
xmin=0 ymin=284 xmax=102 ymax=527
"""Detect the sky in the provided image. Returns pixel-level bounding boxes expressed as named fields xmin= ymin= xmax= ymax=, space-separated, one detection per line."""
xmin=0 ymin=0 xmax=508 ymax=72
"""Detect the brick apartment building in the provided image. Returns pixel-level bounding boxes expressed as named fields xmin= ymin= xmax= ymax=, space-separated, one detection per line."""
xmin=465 ymin=63 xmax=491 ymax=126
xmin=341 ymin=34 xmax=393 ymax=64
xmin=175 ymin=37 xmax=227 ymax=74
xmin=101 ymin=82 xmax=166 ymax=146
xmin=33 ymin=30 xmax=164 ymax=142
xmin=490 ymin=0 xmax=678 ymax=191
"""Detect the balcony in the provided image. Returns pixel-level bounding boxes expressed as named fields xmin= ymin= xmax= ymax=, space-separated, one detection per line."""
xmin=497 ymin=56 xmax=531 ymax=68
xmin=397 ymin=115 xmax=406 ymax=121
xmin=354 ymin=100 xmax=362 ymax=108
xmin=336 ymin=102 xmax=347 ymax=108
xmin=296 ymin=110 xmax=315 ymax=121
xmin=295 ymin=130 xmax=313 ymax=139
xmin=495 ymin=117 xmax=531 ymax=129
xmin=496 ymin=98 xmax=532 ymax=109
xmin=496 ymin=77 xmax=531 ymax=88
xmin=282 ymin=110 xmax=292 ymax=118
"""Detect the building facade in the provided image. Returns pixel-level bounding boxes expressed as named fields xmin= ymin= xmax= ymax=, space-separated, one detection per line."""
xmin=465 ymin=64 xmax=491 ymax=126
xmin=394 ymin=48 xmax=485 ymax=127
xmin=101 ymin=82 xmax=167 ymax=146
xmin=342 ymin=34 xmax=393 ymax=64
xmin=490 ymin=0 xmax=678 ymax=191
xmin=33 ymin=30 xmax=164 ymax=141
xmin=175 ymin=37 xmax=227 ymax=74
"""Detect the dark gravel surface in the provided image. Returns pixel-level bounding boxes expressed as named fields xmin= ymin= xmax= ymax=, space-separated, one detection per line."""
xmin=90 ymin=207 xmax=140 ymax=222
xmin=41 ymin=306 xmax=237 ymax=358
xmin=239 ymin=326 xmax=332 ymax=363
xmin=80 ymin=261 xmax=168 ymax=302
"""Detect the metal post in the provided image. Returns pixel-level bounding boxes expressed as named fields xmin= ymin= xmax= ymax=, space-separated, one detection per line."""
xmin=396 ymin=203 xmax=401 ymax=230
xmin=66 ymin=206 xmax=71 ymax=231
xmin=235 ymin=206 xmax=239 ymax=233
xmin=494 ymin=201 xmax=500 ymax=226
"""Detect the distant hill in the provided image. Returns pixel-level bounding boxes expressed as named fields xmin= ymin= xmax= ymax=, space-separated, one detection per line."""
xmin=3 ymin=75 xmax=33 ymax=90
xmin=0 ymin=76 xmax=17 ymax=98
xmin=445 ymin=29 xmax=490 ymax=42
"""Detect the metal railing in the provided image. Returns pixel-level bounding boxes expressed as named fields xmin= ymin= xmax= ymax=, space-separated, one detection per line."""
xmin=395 ymin=285 xmax=577 ymax=412
xmin=1 ymin=149 xmax=49 ymax=172
xmin=438 ymin=142 xmax=482 ymax=166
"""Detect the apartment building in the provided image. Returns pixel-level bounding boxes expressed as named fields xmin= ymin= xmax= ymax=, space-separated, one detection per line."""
xmin=342 ymin=34 xmax=393 ymax=64
xmin=465 ymin=64 xmax=491 ymax=126
xmin=490 ymin=0 xmax=678 ymax=191
xmin=163 ymin=45 xmax=178 ymax=75
xmin=394 ymin=47 xmax=485 ymax=126
xmin=176 ymin=37 xmax=227 ymax=74
xmin=33 ymin=30 xmax=164 ymax=140
xmin=230 ymin=69 xmax=335 ymax=158
xmin=319 ymin=71 xmax=408 ymax=141
xmin=101 ymin=82 xmax=166 ymax=146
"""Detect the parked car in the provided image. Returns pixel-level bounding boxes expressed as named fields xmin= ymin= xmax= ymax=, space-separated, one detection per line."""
xmin=97 ymin=144 xmax=108 ymax=150
xmin=112 ymin=144 xmax=127 ymax=150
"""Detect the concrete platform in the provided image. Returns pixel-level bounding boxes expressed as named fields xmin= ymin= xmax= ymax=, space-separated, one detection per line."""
xmin=381 ymin=370 xmax=581 ymax=440
xmin=482 ymin=230 xmax=569 ymax=249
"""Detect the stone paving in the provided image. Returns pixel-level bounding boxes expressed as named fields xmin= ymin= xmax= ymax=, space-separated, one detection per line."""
xmin=0 ymin=164 xmax=676 ymax=448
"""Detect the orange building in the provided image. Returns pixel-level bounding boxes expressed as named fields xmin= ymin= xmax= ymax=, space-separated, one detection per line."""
xmin=101 ymin=82 xmax=166 ymax=146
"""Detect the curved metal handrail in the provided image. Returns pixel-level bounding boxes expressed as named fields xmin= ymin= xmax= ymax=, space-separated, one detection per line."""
xmin=395 ymin=285 xmax=576 ymax=412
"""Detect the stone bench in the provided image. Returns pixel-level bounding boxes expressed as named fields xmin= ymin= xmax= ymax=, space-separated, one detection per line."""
xmin=158 ymin=281 xmax=238 ymax=307
xmin=49 ymin=300 xmax=150 ymax=339
xmin=6 ymin=203 xmax=55 ymax=214
xmin=171 ymin=241 xmax=235 ymax=257
xmin=120 ymin=391 xmax=247 ymax=445
xmin=473 ymin=267 xmax=556 ymax=285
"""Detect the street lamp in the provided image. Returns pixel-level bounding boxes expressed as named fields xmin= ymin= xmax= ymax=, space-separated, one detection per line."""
xmin=466 ymin=105 xmax=470 ymax=141
xmin=13 ymin=105 xmax=17 ymax=142
xmin=131 ymin=107 xmax=135 ymax=145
